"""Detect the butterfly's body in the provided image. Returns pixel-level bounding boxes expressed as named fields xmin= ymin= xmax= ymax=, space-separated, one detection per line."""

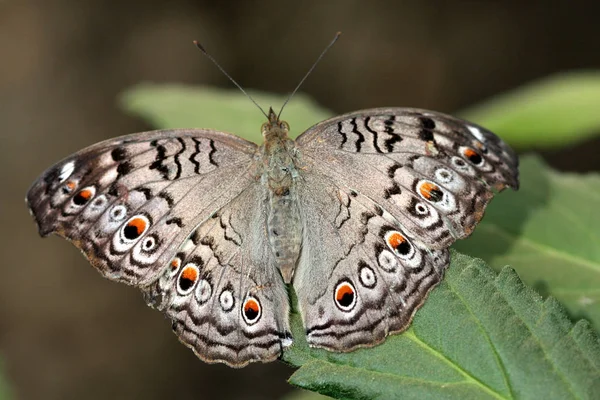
xmin=260 ymin=109 xmax=303 ymax=282
xmin=27 ymin=106 xmax=519 ymax=367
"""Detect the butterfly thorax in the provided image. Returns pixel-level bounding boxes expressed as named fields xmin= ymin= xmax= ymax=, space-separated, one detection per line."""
xmin=260 ymin=109 xmax=302 ymax=283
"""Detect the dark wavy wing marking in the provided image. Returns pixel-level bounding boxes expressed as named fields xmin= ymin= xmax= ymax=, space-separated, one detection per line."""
xmin=295 ymin=107 xmax=519 ymax=248
xmin=142 ymin=184 xmax=291 ymax=367
xmin=26 ymin=128 xmax=258 ymax=286
xmin=294 ymin=171 xmax=448 ymax=351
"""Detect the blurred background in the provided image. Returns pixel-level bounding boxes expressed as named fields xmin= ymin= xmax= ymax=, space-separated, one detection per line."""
xmin=1 ymin=1 xmax=599 ymax=399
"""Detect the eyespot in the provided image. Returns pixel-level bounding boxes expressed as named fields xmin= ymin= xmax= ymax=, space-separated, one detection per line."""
xmin=435 ymin=168 xmax=453 ymax=184
xmin=72 ymin=186 xmax=96 ymax=206
xmin=195 ymin=279 xmax=212 ymax=304
xmin=385 ymin=230 xmax=413 ymax=259
xmin=220 ymin=289 xmax=235 ymax=312
xmin=109 ymin=205 xmax=127 ymax=221
xmin=91 ymin=195 xmax=107 ymax=208
xmin=452 ymin=156 xmax=467 ymax=168
xmin=168 ymin=257 xmax=181 ymax=277
xmin=462 ymin=147 xmax=483 ymax=165
xmin=377 ymin=249 xmax=398 ymax=272
xmin=177 ymin=263 xmax=199 ymax=295
xmin=417 ymin=180 xmax=444 ymax=203
xmin=58 ymin=161 xmax=75 ymax=183
xmin=121 ymin=215 xmax=150 ymax=242
xmin=62 ymin=180 xmax=77 ymax=194
xmin=415 ymin=202 xmax=429 ymax=215
xmin=358 ymin=264 xmax=377 ymax=288
xmin=334 ymin=280 xmax=357 ymax=312
xmin=242 ymin=296 xmax=262 ymax=325
xmin=141 ymin=234 xmax=157 ymax=251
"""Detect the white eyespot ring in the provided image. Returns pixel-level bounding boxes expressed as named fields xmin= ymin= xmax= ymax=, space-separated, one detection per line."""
xmin=109 ymin=205 xmax=127 ymax=221
xmin=141 ymin=235 xmax=157 ymax=251
xmin=415 ymin=202 xmax=429 ymax=215
xmin=435 ymin=168 xmax=454 ymax=184
xmin=91 ymin=194 xmax=107 ymax=208
xmin=195 ymin=279 xmax=212 ymax=304
xmin=452 ymin=156 xmax=468 ymax=169
xmin=241 ymin=296 xmax=262 ymax=325
xmin=334 ymin=280 xmax=357 ymax=312
xmin=358 ymin=264 xmax=377 ymax=288
xmin=378 ymin=249 xmax=399 ymax=273
xmin=220 ymin=289 xmax=235 ymax=312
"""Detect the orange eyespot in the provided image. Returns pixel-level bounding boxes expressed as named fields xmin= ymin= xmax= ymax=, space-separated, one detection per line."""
xmin=73 ymin=187 xmax=95 ymax=206
xmin=243 ymin=297 xmax=261 ymax=324
xmin=178 ymin=264 xmax=200 ymax=294
xmin=334 ymin=281 xmax=356 ymax=311
xmin=387 ymin=232 xmax=406 ymax=249
xmin=66 ymin=181 xmax=76 ymax=190
xmin=123 ymin=216 xmax=149 ymax=240
xmin=418 ymin=181 xmax=443 ymax=202
xmin=385 ymin=231 xmax=412 ymax=257
xmin=463 ymin=147 xmax=483 ymax=165
xmin=169 ymin=258 xmax=181 ymax=276
xmin=181 ymin=266 xmax=198 ymax=282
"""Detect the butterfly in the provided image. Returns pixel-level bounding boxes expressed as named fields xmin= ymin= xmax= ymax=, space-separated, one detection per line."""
xmin=26 ymin=102 xmax=519 ymax=367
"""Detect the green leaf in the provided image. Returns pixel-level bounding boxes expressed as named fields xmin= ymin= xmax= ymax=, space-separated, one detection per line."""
xmin=454 ymin=155 xmax=600 ymax=331
xmin=283 ymin=251 xmax=600 ymax=400
xmin=120 ymin=83 xmax=332 ymax=143
xmin=0 ymin=358 xmax=13 ymax=400
xmin=460 ymin=71 xmax=600 ymax=150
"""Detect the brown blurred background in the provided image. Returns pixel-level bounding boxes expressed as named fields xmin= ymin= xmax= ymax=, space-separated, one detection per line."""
xmin=1 ymin=1 xmax=599 ymax=399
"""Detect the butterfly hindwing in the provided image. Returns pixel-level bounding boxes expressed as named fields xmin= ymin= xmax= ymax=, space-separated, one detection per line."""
xmin=143 ymin=183 xmax=292 ymax=367
xmin=294 ymin=171 xmax=449 ymax=350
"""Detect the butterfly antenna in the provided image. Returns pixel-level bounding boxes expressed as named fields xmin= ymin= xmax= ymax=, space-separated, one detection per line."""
xmin=193 ymin=40 xmax=269 ymax=120
xmin=277 ymin=32 xmax=341 ymax=120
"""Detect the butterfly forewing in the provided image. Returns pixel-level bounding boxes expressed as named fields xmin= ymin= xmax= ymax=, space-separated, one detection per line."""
xmin=26 ymin=128 xmax=258 ymax=285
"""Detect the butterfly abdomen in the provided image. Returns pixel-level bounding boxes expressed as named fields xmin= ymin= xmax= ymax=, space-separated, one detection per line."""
xmin=266 ymin=178 xmax=302 ymax=284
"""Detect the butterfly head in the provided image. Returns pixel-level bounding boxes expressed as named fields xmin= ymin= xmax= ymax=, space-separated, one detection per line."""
xmin=261 ymin=107 xmax=290 ymax=140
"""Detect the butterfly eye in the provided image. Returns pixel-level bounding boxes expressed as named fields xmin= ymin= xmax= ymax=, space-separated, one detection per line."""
xmin=280 ymin=121 xmax=290 ymax=131
xmin=72 ymin=186 xmax=96 ymax=206
xmin=334 ymin=280 xmax=357 ymax=312
xmin=219 ymin=289 xmax=235 ymax=312
xmin=384 ymin=231 xmax=413 ymax=259
xmin=121 ymin=215 xmax=151 ymax=242
xmin=242 ymin=297 xmax=262 ymax=325
xmin=462 ymin=147 xmax=483 ymax=165
xmin=177 ymin=263 xmax=199 ymax=295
